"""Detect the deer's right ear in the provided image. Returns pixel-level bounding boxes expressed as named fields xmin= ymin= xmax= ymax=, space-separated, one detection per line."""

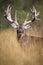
xmin=11 ymin=22 xmax=19 ymax=29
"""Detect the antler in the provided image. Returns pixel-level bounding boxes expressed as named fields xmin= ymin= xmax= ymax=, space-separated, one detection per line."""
xmin=23 ymin=6 xmax=40 ymax=29
xmin=23 ymin=13 xmax=31 ymax=25
xmin=30 ymin=6 xmax=40 ymax=21
xmin=4 ymin=5 xmax=13 ymax=22
xmin=23 ymin=13 xmax=31 ymax=29
xmin=14 ymin=10 xmax=19 ymax=26
xmin=4 ymin=5 xmax=19 ymax=28
xmin=23 ymin=6 xmax=40 ymax=25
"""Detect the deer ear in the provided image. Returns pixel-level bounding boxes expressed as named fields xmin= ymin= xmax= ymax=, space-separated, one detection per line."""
xmin=23 ymin=23 xmax=31 ymax=29
xmin=11 ymin=22 xmax=19 ymax=29
xmin=23 ymin=20 xmax=31 ymax=29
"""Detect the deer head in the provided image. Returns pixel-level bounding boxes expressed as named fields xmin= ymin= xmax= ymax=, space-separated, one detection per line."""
xmin=4 ymin=5 xmax=40 ymax=40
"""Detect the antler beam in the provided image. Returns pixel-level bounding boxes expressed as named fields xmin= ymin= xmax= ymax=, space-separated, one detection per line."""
xmin=23 ymin=6 xmax=40 ymax=29
xmin=4 ymin=5 xmax=13 ymax=22
xmin=4 ymin=5 xmax=19 ymax=28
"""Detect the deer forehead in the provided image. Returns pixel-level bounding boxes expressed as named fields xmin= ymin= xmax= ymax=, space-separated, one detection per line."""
xmin=17 ymin=25 xmax=24 ymax=31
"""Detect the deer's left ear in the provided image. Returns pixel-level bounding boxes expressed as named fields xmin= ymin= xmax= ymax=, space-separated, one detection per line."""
xmin=11 ymin=22 xmax=19 ymax=29
xmin=23 ymin=23 xmax=31 ymax=29
xmin=23 ymin=20 xmax=31 ymax=29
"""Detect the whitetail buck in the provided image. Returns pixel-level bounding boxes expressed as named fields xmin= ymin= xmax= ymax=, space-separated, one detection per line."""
xmin=4 ymin=5 xmax=43 ymax=46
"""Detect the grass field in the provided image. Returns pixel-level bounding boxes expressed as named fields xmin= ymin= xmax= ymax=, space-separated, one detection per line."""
xmin=0 ymin=29 xmax=43 ymax=65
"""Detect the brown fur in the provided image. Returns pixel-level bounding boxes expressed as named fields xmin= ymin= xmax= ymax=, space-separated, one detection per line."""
xmin=19 ymin=34 xmax=43 ymax=48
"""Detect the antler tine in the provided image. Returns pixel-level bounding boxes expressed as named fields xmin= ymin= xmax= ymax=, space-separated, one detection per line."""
xmin=23 ymin=12 xmax=31 ymax=25
xmin=34 ymin=6 xmax=40 ymax=21
xmin=30 ymin=6 xmax=40 ymax=21
xmin=33 ymin=6 xmax=40 ymax=17
xmin=14 ymin=10 xmax=19 ymax=25
xmin=23 ymin=12 xmax=31 ymax=29
xmin=5 ymin=5 xmax=11 ymax=15
xmin=15 ymin=10 xmax=17 ymax=21
xmin=30 ymin=6 xmax=36 ymax=13
xmin=25 ymin=12 xmax=29 ymax=21
xmin=4 ymin=5 xmax=13 ymax=22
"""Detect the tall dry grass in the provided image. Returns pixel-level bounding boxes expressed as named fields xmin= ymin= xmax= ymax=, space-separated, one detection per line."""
xmin=0 ymin=27 xmax=43 ymax=65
